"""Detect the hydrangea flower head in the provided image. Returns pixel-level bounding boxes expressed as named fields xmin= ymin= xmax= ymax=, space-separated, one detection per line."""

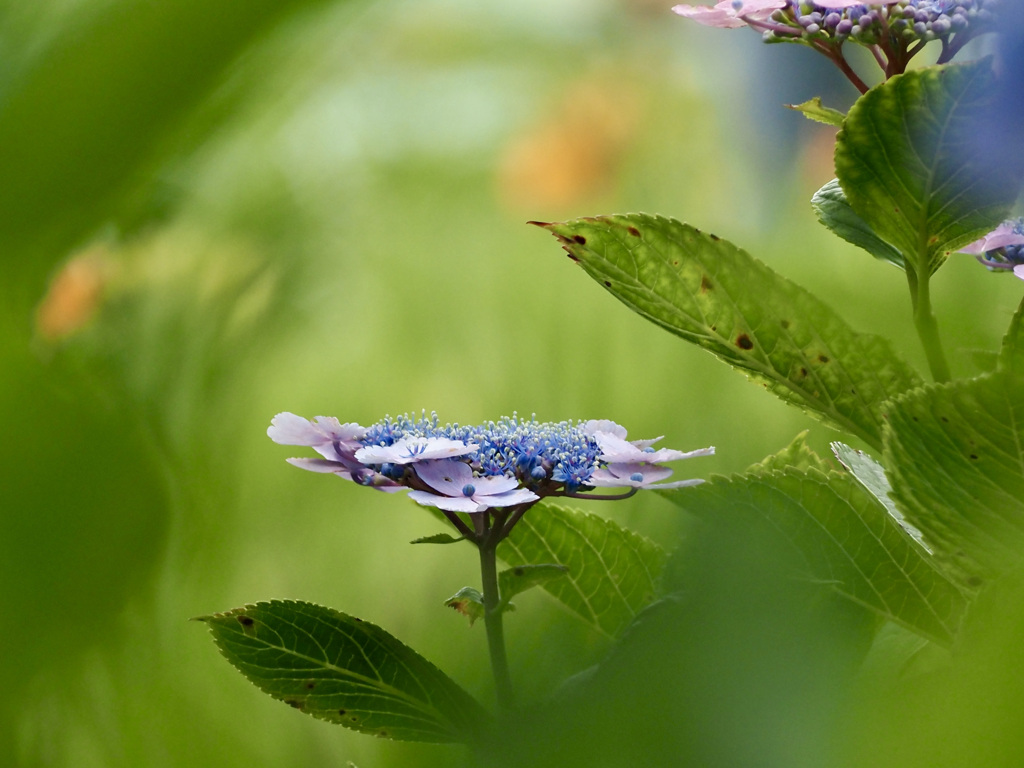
xmin=963 ymin=218 xmax=1024 ymax=278
xmin=269 ymin=411 xmax=714 ymax=513
xmin=671 ymin=0 xmax=998 ymax=87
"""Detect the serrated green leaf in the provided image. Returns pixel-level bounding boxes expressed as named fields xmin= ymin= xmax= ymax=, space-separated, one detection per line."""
xmin=538 ymin=214 xmax=922 ymax=450
xmin=831 ymin=442 xmax=930 ymax=553
xmin=499 ymin=501 xmax=667 ymax=638
xmin=835 ymin=60 xmax=1018 ymax=275
xmin=666 ymin=469 xmax=966 ymax=645
xmin=811 ymin=178 xmax=905 ymax=268
xmin=445 ymin=586 xmax=486 ymax=625
xmin=499 ymin=563 xmax=569 ymax=604
xmin=787 ymin=96 xmax=845 ymax=126
xmin=998 ymin=297 xmax=1024 ymax=375
xmin=747 ymin=430 xmax=829 ymax=474
xmin=411 ymin=533 xmax=465 ymax=545
xmin=195 ymin=600 xmax=490 ymax=743
xmin=884 ymin=372 xmax=1024 ymax=592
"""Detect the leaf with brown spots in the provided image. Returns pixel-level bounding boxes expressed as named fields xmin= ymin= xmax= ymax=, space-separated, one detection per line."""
xmin=538 ymin=213 xmax=922 ymax=450
xmin=194 ymin=600 xmax=490 ymax=743
xmin=884 ymin=372 xmax=1024 ymax=593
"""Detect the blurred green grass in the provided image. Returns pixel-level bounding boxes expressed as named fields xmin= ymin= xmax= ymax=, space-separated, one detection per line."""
xmin=3 ymin=1 xmax=1022 ymax=765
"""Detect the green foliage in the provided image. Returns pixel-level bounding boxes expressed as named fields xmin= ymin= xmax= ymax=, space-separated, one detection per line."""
xmin=666 ymin=468 xmax=966 ymax=645
xmin=787 ymin=97 xmax=845 ymax=126
xmin=444 ymin=565 xmax=568 ymax=625
xmin=537 ymin=214 xmax=922 ymax=450
xmin=746 ymin=430 xmax=828 ymax=473
xmin=884 ymin=372 xmax=1024 ymax=592
xmin=500 ymin=502 xmax=667 ymax=638
xmin=834 ymin=59 xmax=1018 ymax=276
xmin=811 ymin=179 xmax=905 ymax=269
xmin=196 ymin=600 xmax=490 ymax=744
xmin=831 ymin=442 xmax=928 ymax=552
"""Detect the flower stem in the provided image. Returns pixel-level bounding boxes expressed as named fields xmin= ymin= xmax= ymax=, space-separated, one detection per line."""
xmin=478 ymin=537 xmax=514 ymax=710
xmin=907 ymin=266 xmax=951 ymax=382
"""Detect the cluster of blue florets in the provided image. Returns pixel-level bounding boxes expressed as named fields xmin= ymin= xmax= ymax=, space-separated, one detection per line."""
xmin=765 ymin=0 xmax=994 ymax=45
xmin=975 ymin=218 xmax=1024 ymax=271
xmin=361 ymin=412 xmax=602 ymax=488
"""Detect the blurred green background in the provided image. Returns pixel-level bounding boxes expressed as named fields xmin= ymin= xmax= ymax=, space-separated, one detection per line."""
xmin=2 ymin=1 xmax=1021 ymax=766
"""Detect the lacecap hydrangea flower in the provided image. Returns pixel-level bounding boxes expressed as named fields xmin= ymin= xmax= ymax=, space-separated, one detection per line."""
xmin=671 ymin=0 xmax=998 ymax=87
xmin=268 ymin=412 xmax=714 ymax=514
xmin=962 ymin=218 xmax=1024 ymax=279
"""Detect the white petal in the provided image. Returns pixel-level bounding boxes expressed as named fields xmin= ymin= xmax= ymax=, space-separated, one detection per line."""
xmin=408 ymin=490 xmax=484 ymax=513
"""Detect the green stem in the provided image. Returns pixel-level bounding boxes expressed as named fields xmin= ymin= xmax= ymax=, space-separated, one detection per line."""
xmin=907 ymin=266 xmax=951 ymax=382
xmin=478 ymin=534 xmax=514 ymax=710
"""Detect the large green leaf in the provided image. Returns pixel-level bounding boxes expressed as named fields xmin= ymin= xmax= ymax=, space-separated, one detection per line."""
xmin=811 ymin=179 xmax=905 ymax=269
xmin=667 ymin=469 xmax=966 ymax=645
xmin=884 ymin=372 xmax=1024 ymax=592
xmin=536 ymin=214 xmax=922 ymax=450
xmin=500 ymin=501 xmax=667 ymax=638
xmin=196 ymin=600 xmax=490 ymax=743
xmin=835 ymin=60 xmax=1018 ymax=276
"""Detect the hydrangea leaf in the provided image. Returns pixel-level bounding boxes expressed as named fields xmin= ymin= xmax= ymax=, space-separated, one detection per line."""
xmin=666 ymin=470 xmax=966 ymax=646
xmin=786 ymin=97 xmax=845 ymax=126
xmin=195 ymin=600 xmax=490 ymax=743
xmin=998 ymin=297 xmax=1024 ymax=375
xmin=498 ymin=563 xmax=569 ymax=605
xmin=500 ymin=501 xmax=667 ymax=639
xmin=537 ymin=214 xmax=921 ymax=450
xmin=835 ymin=59 xmax=1018 ymax=276
xmin=445 ymin=586 xmax=487 ymax=625
xmin=811 ymin=178 xmax=905 ymax=269
xmin=884 ymin=372 xmax=1024 ymax=593
xmin=411 ymin=532 xmax=465 ymax=545
xmin=831 ymin=442 xmax=930 ymax=553
xmin=746 ymin=430 xmax=829 ymax=474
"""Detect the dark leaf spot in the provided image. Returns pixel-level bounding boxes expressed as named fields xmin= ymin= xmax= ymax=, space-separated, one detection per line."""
xmin=710 ymin=325 xmax=717 ymax=332
xmin=354 ymin=617 xmax=363 ymax=622
xmin=627 ymin=226 xmax=641 ymax=237
xmin=285 ymin=699 xmax=304 ymax=709
xmin=850 ymin=388 xmax=856 ymax=395
xmin=237 ymin=615 xmax=254 ymax=627
xmin=709 ymin=233 xmax=720 ymax=241
xmin=305 ymin=681 xmax=316 ymax=690
xmin=573 ymin=235 xmax=587 ymax=245
xmin=967 ymin=576 xmax=983 ymax=588
xmin=604 ymin=280 xmax=612 ymax=287
xmin=736 ymin=334 xmax=754 ymax=350
xmin=799 ymin=367 xmax=808 ymax=378
xmin=941 ymin=416 xmax=949 ymax=422
xmin=818 ymin=355 xmax=830 ymax=363
xmin=377 ymin=731 xmax=389 ymax=738
xmin=780 ymin=319 xmax=790 ymax=329
xmin=339 ymin=709 xmax=347 ymax=716
xmin=970 ymin=454 xmax=979 ymax=460
xmin=513 ymin=567 xmax=525 ymax=576
xmin=700 ymin=275 xmax=713 ymax=293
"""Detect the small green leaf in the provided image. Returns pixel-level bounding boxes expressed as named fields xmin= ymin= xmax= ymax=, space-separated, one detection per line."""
xmin=411 ymin=533 xmax=465 ymax=545
xmin=444 ymin=587 xmax=486 ymax=625
xmin=195 ymin=600 xmax=490 ymax=743
xmin=500 ymin=501 xmax=667 ymax=638
xmin=499 ymin=563 xmax=569 ymax=605
xmin=884 ymin=372 xmax=1024 ymax=592
xmin=831 ymin=442 xmax=929 ymax=553
xmin=811 ymin=179 xmax=905 ymax=269
xmin=835 ymin=60 xmax=1018 ymax=275
xmin=787 ymin=97 xmax=845 ymax=126
xmin=998 ymin=297 xmax=1024 ymax=375
xmin=538 ymin=214 xmax=922 ymax=450
xmin=747 ymin=430 xmax=829 ymax=474
xmin=667 ymin=470 xmax=966 ymax=645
